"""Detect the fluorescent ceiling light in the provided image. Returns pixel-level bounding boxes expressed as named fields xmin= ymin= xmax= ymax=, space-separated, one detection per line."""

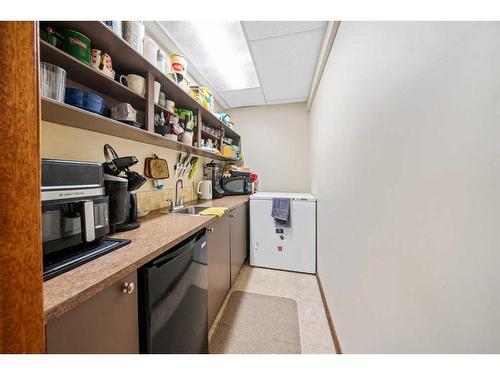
xmin=159 ymin=21 xmax=260 ymax=91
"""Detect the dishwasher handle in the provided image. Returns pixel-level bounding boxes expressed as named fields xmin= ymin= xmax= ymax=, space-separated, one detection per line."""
xmin=150 ymin=229 xmax=206 ymax=269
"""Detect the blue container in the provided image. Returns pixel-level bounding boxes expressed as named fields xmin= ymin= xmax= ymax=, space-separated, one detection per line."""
xmin=64 ymin=88 xmax=105 ymax=115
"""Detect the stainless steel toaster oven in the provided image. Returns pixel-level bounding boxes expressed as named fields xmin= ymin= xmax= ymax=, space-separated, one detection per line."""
xmin=41 ymin=159 xmax=110 ymax=255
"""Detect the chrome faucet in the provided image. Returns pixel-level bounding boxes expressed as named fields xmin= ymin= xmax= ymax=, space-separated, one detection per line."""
xmin=171 ymin=179 xmax=185 ymax=211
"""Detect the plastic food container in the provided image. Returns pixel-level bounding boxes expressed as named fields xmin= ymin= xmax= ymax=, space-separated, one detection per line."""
xmin=63 ymin=29 xmax=91 ymax=65
xmin=201 ymin=87 xmax=214 ymax=112
xmin=170 ymin=53 xmax=187 ymax=78
xmin=123 ymin=21 xmax=145 ymax=54
xmin=104 ymin=21 xmax=122 ymax=38
xmin=40 ymin=62 xmax=67 ymax=102
xmin=64 ymin=87 xmax=105 ymax=115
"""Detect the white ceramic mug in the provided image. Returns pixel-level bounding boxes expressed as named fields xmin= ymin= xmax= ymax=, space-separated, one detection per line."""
xmin=91 ymin=49 xmax=115 ymax=79
xmin=165 ymin=100 xmax=175 ymax=113
xmin=180 ymin=131 xmax=193 ymax=146
xmin=153 ymin=81 xmax=161 ymax=104
xmin=165 ymin=134 xmax=178 ymax=141
xmin=143 ymin=37 xmax=159 ymax=65
xmin=119 ymin=74 xmax=146 ymax=97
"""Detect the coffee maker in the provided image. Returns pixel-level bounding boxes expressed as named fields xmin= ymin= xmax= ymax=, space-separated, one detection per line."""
xmin=41 ymin=159 xmax=131 ymax=280
xmin=204 ymin=161 xmax=224 ymax=198
xmin=102 ymin=144 xmax=146 ymax=233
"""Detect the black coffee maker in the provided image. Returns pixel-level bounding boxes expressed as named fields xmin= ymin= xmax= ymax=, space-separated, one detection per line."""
xmin=102 ymin=144 xmax=146 ymax=233
xmin=204 ymin=160 xmax=224 ymax=198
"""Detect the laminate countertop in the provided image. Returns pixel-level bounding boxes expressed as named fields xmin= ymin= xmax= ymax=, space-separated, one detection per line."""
xmin=43 ymin=195 xmax=250 ymax=322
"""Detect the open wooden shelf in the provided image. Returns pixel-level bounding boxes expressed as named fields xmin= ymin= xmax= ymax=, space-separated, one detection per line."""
xmin=40 ymin=40 xmax=146 ymax=110
xmin=154 ymin=103 xmax=175 ymax=116
xmin=46 ymin=21 xmax=240 ymax=138
xmin=201 ymin=128 xmax=221 ymax=141
xmin=222 ymin=126 xmax=239 ymax=141
xmin=41 ymin=98 xmax=236 ymax=161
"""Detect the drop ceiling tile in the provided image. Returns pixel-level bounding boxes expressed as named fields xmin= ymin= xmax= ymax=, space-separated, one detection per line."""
xmin=243 ymin=21 xmax=326 ymax=41
xmin=249 ymin=28 xmax=325 ymax=102
xmin=219 ymin=87 xmax=266 ymax=108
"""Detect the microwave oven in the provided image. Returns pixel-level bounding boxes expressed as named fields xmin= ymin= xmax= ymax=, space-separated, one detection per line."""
xmin=221 ymin=175 xmax=252 ymax=196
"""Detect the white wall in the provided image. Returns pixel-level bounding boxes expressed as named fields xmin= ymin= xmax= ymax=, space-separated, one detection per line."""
xmin=229 ymin=102 xmax=310 ymax=192
xmin=310 ymin=22 xmax=500 ymax=353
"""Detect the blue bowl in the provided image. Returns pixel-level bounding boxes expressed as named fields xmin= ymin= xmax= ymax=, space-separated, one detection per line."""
xmin=64 ymin=88 xmax=105 ymax=115
xmin=65 ymin=87 xmax=103 ymax=102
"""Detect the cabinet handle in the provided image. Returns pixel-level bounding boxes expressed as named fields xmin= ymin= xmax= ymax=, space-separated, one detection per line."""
xmin=207 ymin=227 xmax=214 ymax=233
xmin=122 ymin=282 xmax=135 ymax=295
xmin=229 ymin=214 xmax=235 ymax=218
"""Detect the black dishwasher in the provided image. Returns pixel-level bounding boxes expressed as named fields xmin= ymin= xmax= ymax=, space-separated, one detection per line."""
xmin=139 ymin=229 xmax=208 ymax=353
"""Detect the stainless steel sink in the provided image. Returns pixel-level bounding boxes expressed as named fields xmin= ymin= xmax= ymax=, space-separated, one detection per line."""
xmin=171 ymin=206 xmax=209 ymax=215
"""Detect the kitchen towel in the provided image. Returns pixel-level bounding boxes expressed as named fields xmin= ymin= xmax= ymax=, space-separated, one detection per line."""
xmin=199 ymin=207 xmax=228 ymax=217
xmin=271 ymin=198 xmax=291 ymax=228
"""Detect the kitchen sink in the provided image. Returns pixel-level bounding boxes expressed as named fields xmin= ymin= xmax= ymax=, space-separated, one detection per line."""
xmin=171 ymin=206 xmax=209 ymax=215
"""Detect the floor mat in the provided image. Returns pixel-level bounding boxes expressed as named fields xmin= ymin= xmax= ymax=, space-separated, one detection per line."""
xmin=209 ymin=291 xmax=301 ymax=354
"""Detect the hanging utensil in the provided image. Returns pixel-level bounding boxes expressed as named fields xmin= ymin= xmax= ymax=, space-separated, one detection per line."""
xmin=181 ymin=156 xmax=195 ymax=177
xmin=174 ymin=152 xmax=182 ymax=176
xmin=177 ymin=152 xmax=190 ymax=177
xmin=188 ymin=157 xmax=199 ymax=179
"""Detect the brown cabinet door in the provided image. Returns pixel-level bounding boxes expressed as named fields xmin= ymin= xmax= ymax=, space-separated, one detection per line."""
xmin=207 ymin=215 xmax=231 ymax=328
xmin=46 ymin=271 xmax=139 ymax=354
xmin=230 ymin=203 xmax=248 ymax=285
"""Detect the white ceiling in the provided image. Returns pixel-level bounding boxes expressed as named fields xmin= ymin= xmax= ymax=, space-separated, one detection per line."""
xmin=146 ymin=21 xmax=327 ymax=109
xmin=222 ymin=21 xmax=327 ymax=108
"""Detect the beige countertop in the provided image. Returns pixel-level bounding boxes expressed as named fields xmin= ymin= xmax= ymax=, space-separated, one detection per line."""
xmin=43 ymin=195 xmax=250 ymax=322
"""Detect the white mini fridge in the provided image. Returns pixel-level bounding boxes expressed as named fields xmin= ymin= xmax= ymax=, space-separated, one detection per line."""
xmin=249 ymin=192 xmax=316 ymax=274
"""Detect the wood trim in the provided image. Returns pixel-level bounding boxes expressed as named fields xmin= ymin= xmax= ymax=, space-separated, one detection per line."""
xmin=220 ymin=127 xmax=225 ymax=153
xmin=197 ymin=110 xmax=202 ymax=147
xmin=316 ymin=273 xmax=342 ymax=354
xmin=0 ymin=21 xmax=45 ymax=353
xmin=146 ymin=71 xmax=155 ymax=132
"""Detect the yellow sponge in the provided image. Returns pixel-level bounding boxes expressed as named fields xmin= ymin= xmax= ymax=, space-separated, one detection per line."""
xmin=199 ymin=207 xmax=228 ymax=217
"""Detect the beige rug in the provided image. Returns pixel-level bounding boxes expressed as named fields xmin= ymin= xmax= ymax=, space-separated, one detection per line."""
xmin=209 ymin=291 xmax=301 ymax=354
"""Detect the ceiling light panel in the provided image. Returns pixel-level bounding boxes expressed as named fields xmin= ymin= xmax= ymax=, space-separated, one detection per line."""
xmin=219 ymin=87 xmax=266 ymax=108
xmin=250 ymin=28 xmax=325 ymax=101
xmin=243 ymin=21 xmax=327 ymax=41
xmin=159 ymin=21 xmax=260 ymax=92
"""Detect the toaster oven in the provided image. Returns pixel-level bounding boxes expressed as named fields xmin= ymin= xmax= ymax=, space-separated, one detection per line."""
xmin=41 ymin=159 xmax=129 ymax=280
xmin=41 ymin=159 xmax=109 ymax=254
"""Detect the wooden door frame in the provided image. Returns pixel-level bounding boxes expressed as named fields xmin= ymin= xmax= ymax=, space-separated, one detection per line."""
xmin=0 ymin=21 xmax=45 ymax=353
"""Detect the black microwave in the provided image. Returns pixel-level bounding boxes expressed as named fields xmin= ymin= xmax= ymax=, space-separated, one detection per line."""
xmin=221 ymin=175 xmax=252 ymax=196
